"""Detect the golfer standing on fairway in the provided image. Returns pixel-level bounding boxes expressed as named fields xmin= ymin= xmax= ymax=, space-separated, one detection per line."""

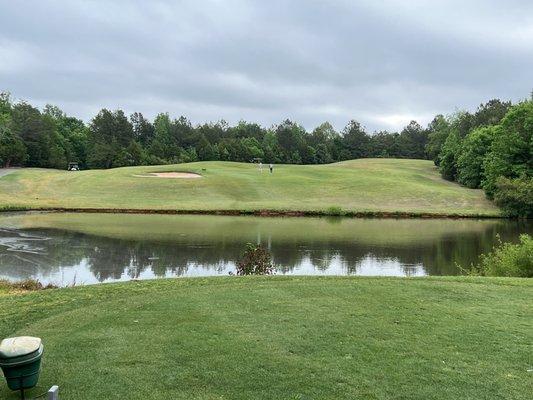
xmin=269 ymin=163 xmax=273 ymax=173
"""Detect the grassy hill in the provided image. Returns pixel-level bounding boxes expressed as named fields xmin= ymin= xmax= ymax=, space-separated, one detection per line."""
xmin=1 ymin=276 xmax=531 ymax=399
xmin=0 ymin=159 xmax=500 ymax=216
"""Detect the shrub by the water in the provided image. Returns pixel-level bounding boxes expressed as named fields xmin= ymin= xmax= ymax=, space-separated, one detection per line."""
xmin=493 ymin=177 xmax=533 ymax=218
xmin=326 ymin=206 xmax=345 ymax=216
xmin=236 ymin=243 xmax=275 ymax=275
xmin=468 ymin=234 xmax=532 ymax=277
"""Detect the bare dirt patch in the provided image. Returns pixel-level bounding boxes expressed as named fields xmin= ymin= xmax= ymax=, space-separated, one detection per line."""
xmin=133 ymin=172 xmax=202 ymax=179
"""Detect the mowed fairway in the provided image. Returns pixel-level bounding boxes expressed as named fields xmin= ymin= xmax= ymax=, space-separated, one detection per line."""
xmin=0 ymin=277 xmax=531 ymax=399
xmin=0 ymin=159 xmax=499 ymax=216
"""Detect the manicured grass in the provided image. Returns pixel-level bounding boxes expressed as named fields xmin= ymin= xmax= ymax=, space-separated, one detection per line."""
xmin=0 ymin=277 xmax=531 ymax=399
xmin=0 ymin=159 xmax=499 ymax=216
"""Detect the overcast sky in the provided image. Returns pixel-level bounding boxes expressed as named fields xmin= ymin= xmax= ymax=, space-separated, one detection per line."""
xmin=1 ymin=0 xmax=532 ymax=132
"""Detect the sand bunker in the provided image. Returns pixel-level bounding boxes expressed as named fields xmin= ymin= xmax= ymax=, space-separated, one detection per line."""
xmin=134 ymin=172 xmax=202 ymax=179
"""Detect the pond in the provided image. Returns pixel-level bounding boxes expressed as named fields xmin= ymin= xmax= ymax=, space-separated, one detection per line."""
xmin=0 ymin=212 xmax=530 ymax=285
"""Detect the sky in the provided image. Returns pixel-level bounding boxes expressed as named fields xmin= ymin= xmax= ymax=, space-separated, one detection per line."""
xmin=0 ymin=0 xmax=532 ymax=132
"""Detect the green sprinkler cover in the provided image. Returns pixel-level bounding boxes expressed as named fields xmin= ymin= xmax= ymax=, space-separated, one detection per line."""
xmin=0 ymin=337 xmax=42 ymax=365
xmin=0 ymin=337 xmax=43 ymax=391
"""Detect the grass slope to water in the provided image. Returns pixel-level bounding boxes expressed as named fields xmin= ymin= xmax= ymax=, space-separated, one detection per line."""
xmin=0 ymin=159 xmax=499 ymax=216
xmin=0 ymin=277 xmax=531 ymax=399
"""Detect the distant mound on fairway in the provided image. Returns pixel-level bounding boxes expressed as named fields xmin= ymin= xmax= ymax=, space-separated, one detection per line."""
xmin=0 ymin=159 xmax=500 ymax=217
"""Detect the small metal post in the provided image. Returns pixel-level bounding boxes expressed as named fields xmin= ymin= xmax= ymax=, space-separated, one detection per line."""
xmin=47 ymin=385 xmax=59 ymax=400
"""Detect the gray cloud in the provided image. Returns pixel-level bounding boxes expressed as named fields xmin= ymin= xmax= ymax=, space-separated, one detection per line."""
xmin=1 ymin=0 xmax=532 ymax=132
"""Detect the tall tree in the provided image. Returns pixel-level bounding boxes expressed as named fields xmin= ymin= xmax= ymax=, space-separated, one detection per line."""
xmin=148 ymin=113 xmax=175 ymax=162
xmin=341 ymin=120 xmax=370 ymax=159
xmin=472 ymin=99 xmax=512 ymax=127
xmin=275 ymin=120 xmax=307 ymax=163
xmin=87 ymin=109 xmax=134 ymax=168
xmin=439 ymin=131 xmax=462 ymax=181
xmin=130 ymin=112 xmax=154 ymax=146
xmin=398 ymin=121 xmax=428 ymax=159
xmin=11 ymin=102 xmax=54 ymax=167
xmin=456 ymin=126 xmax=497 ymax=188
xmin=425 ymin=115 xmax=450 ymax=165
xmin=370 ymin=131 xmax=400 ymax=158
xmin=483 ymin=101 xmax=533 ymax=197
xmin=0 ymin=125 xmax=27 ymax=167
xmin=310 ymin=122 xmax=337 ymax=146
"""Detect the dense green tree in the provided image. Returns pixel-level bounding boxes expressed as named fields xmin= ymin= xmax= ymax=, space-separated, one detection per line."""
xmin=87 ymin=109 xmax=134 ymax=168
xmin=261 ymin=131 xmax=281 ymax=163
xmin=198 ymin=121 xmax=227 ymax=144
xmin=10 ymin=102 xmax=55 ymax=167
xmin=452 ymin=111 xmax=474 ymax=138
xmin=309 ymin=122 xmax=337 ymax=162
xmin=445 ymin=98 xmax=511 ymax=179
xmin=197 ymin=135 xmax=218 ymax=161
xmin=439 ymin=131 xmax=462 ymax=181
xmin=341 ymin=120 xmax=370 ymax=159
xmin=456 ymin=126 xmax=497 ymax=188
xmin=130 ymin=112 xmax=154 ymax=146
xmin=148 ymin=114 xmax=196 ymax=163
xmin=300 ymin=145 xmax=316 ymax=164
xmin=228 ymin=121 xmax=265 ymax=141
xmin=370 ymin=131 xmax=402 ymax=158
xmin=275 ymin=120 xmax=307 ymax=163
xmin=149 ymin=113 xmax=175 ymax=161
xmin=173 ymin=116 xmax=198 ymax=148
xmin=425 ymin=115 xmax=450 ymax=165
xmin=113 ymin=141 xmax=145 ymax=167
xmin=240 ymin=137 xmax=264 ymax=161
xmin=59 ymin=117 xmax=88 ymax=167
xmin=472 ymin=99 xmax=512 ymax=127
xmin=314 ymin=143 xmax=333 ymax=164
xmin=310 ymin=122 xmax=336 ymax=145
xmin=483 ymin=101 xmax=533 ymax=197
xmin=0 ymin=125 xmax=27 ymax=167
xmin=397 ymin=121 xmax=428 ymax=159
xmin=42 ymin=104 xmax=81 ymax=169
xmin=47 ymin=133 xmax=68 ymax=168
xmin=0 ymin=93 xmax=26 ymax=167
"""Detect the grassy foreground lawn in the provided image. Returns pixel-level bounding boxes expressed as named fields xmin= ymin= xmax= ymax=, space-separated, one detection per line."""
xmin=1 ymin=277 xmax=531 ymax=399
xmin=0 ymin=159 xmax=499 ymax=216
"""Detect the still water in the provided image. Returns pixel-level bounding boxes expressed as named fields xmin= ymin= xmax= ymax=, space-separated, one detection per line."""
xmin=0 ymin=212 xmax=530 ymax=285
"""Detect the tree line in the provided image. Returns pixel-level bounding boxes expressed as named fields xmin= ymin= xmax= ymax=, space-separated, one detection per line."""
xmin=0 ymin=91 xmax=531 ymax=216
xmin=0 ymin=91 xmax=434 ymax=169
xmin=430 ymin=99 xmax=532 ymax=217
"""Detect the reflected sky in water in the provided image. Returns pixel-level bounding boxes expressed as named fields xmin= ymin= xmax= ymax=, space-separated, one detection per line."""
xmin=0 ymin=213 xmax=530 ymax=285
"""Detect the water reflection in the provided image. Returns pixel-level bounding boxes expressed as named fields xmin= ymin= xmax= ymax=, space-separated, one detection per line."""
xmin=0 ymin=213 xmax=530 ymax=285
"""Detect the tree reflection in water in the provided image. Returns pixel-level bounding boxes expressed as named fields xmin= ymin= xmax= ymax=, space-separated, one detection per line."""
xmin=0 ymin=215 xmax=530 ymax=285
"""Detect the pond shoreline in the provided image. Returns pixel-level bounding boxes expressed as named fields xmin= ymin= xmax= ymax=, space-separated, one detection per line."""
xmin=0 ymin=206 xmax=506 ymax=219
